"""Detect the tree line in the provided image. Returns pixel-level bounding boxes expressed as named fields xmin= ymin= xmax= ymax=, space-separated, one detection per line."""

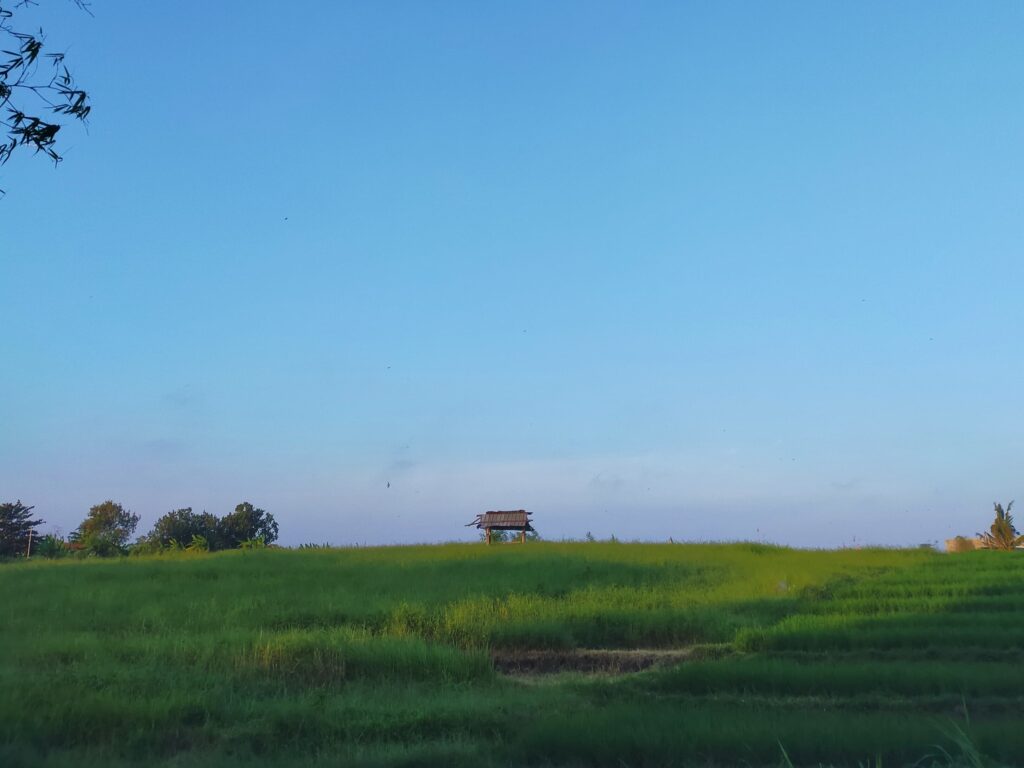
xmin=0 ymin=500 xmax=279 ymax=559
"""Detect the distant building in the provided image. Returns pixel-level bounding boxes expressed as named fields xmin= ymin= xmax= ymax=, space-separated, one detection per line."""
xmin=945 ymin=536 xmax=983 ymax=552
xmin=466 ymin=510 xmax=534 ymax=544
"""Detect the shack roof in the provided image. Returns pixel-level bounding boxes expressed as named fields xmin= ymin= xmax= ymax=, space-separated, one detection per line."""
xmin=466 ymin=510 xmax=534 ymax=531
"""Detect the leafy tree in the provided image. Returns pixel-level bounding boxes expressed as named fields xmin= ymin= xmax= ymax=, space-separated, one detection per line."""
xmin=145 ymin=507 xmax=221 ymax=550
xmin=218 ymin=502 xmax=278 ymax=548
xmin=978 ymin=501 xmax=1024 ymax=551
xmin=0 ymin=0 xmax=91 ymax=178
xmin=0 ymin=500 xmax=44 ymax=557
xmin=72 ymin=500 xmax=140 ymax=556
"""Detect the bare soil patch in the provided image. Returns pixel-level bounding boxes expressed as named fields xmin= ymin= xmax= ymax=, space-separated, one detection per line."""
xmin=492 ymin=647 xmax=695 ymax=676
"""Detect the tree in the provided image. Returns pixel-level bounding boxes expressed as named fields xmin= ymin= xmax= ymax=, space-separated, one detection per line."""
xmin=0 ymin=0 xmax=91 ymax=177
xmin=977 ymin=501 xmax=1024 ymax=551
xmin=72 ymin=500 xmax=139 ymax=556
xmin=145 ymin=507 xmax=221 ymax=550
xmin=0 ymin=500 xmax=44 ymax=557
xmin=218 ymin=502 xmax=278 ymax=548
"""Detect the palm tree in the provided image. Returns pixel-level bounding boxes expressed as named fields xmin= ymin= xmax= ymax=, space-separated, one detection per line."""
xmin=978 ymin=501 xmax=1024 ymax=551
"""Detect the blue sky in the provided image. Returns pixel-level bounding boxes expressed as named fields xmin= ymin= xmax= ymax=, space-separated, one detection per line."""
xmin=2 ymin=2 xmax=1023 ymax=546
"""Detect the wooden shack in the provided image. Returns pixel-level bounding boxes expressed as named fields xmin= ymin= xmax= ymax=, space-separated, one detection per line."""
xmin=466 ymin=510 xmax=534 ymax=544
xmin=945 ymin=536 xmax=983 ymax=552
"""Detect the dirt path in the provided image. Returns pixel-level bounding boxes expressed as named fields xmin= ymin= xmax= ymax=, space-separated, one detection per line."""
xmin=491 ymin=647 xmax=696 ymax=676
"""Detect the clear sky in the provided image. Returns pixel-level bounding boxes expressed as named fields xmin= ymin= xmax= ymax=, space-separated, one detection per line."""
xmin=3 ymin=2 xmax=1023 ymax=546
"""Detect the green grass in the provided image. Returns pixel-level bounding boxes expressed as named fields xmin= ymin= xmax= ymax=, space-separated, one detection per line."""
xmin=1 ymin=543 xmax=1021 ymax=766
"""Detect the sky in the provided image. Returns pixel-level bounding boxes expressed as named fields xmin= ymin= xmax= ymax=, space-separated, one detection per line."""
xmin=2 ymin=1 xmax=1023 ymax=547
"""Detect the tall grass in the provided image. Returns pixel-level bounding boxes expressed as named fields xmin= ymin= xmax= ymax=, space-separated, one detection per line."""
xmin=1 ymin=542 xmax=1019 ymax=766
xmin=637 ymin=657 xmax=1024 ymax=699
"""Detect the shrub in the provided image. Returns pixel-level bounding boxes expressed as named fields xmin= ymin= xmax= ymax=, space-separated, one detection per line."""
xmin=33 ymin=534 xmax=69 ymax=559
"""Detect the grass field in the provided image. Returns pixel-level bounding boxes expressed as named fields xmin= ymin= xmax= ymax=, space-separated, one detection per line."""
xmin=1 ymin=542 xmax=1022 ymax=766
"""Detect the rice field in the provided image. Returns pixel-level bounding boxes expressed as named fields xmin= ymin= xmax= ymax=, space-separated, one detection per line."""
xmin=1 ymin=542 xmax=1022 ymax=766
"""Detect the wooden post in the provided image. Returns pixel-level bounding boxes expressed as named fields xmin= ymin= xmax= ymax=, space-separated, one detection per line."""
xmin=26 ymin=529 xmax=33 ymax=559
xmin=520 ymin=529 xmax=526 ymax=544
xmin=486 ymin=528 xmax=491 ymax=545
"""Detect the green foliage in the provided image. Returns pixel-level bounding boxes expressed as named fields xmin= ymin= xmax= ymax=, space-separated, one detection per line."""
xmin=219 ymin=502 xmax=278 ymax=548
xmin=71 ymin=500 xmax=140 ymax=556
xmin=145 ymin=507 xmax=221 ymax=550
xmin=977 ymin=501 xmax=1024 ymax=551
xmin=128 ymin=537 xmax=165 ymax=556
xmin=0 ymin=0 xmax=92 ymax=175
xmin=129 ymin=533 xmax=211 ymax=557
xmin=926 ymin=720 xmax=991 ymax=768
xmin=136 ymin=503 xmax=278 ymax=553
xmin=0 ymin=499 xmax=43 ymax=557
xmin=32 ymin=533 xmax=68 ymax=559
xmin=2 ymin=544 xmax=1022 ymax=766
